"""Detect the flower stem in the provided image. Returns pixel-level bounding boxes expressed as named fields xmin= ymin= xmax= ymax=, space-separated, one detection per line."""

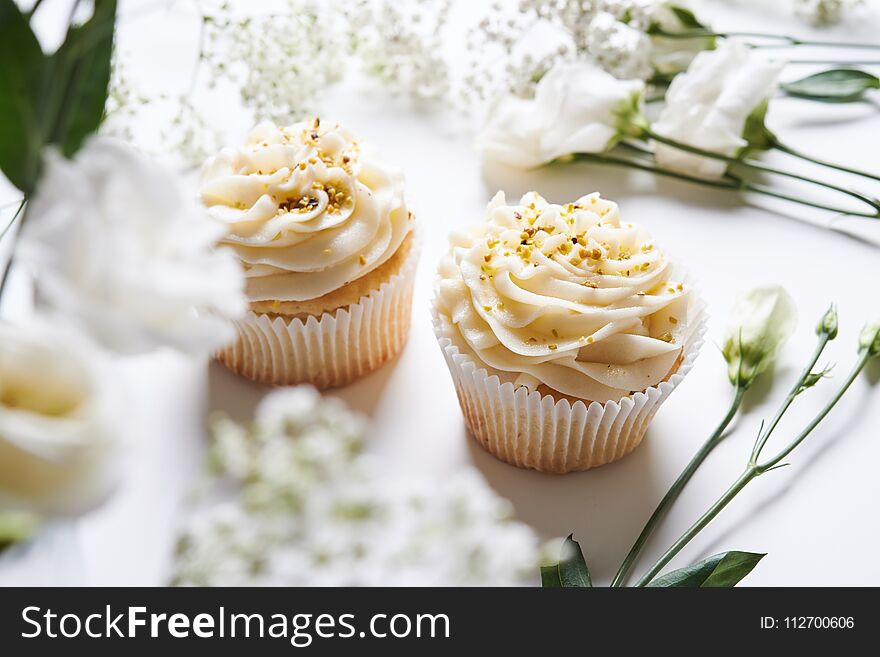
xmin=0 ymin=199 xmax=28 ymax=302
xmin=641 ymin=128 xmax=880 ymax=216
xmin=653 ymin=29 xmax=880 ymax=51
xmin=569 ymin=148 xmax=880 ymax=219
xmin=615 ymin=326 xmax=830 ymax=587
xmin=750 ymin=332 xmax=832 ymax=462
xmin=756 ymin=349 xmax=871 ymax=469
xmin=785 ymin=59 xmax=880 ymax=66
xmin=773 ymin=139 xmax=880 ymax=183
xmin=567 ymin=150 xmax=742 ymax=190
xmin=634 ymin=468 xmax=755 ymax=587
xmin=635 ymin=349 xmax=872 ymax=587
xmin=610 ymin=384 xmax=746 ymax=587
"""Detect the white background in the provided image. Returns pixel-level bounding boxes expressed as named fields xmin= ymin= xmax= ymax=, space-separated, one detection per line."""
xmin=2 ymin=0 xmax=880 ymax=586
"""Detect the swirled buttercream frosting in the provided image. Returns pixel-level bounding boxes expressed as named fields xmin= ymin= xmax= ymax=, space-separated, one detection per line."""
xmin=436 ymin=192 xmax=690 ymax=402
xmin=200 ymin=119 xmax=411 ymax=303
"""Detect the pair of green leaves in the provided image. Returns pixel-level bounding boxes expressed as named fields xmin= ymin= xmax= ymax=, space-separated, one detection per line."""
xmin=541 ymin=535 xmax=764 ymax=588
xmin=0 ymin=0 xmax=117 ymax=195
xmin=782 ymin=69 xmax=880 ymax=103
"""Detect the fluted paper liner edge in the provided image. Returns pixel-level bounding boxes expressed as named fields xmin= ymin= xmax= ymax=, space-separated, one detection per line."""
xmin=431 ymin=290 xmax=706 ymax=473
xmin=218 ymin=233 xmax=420 ymax=388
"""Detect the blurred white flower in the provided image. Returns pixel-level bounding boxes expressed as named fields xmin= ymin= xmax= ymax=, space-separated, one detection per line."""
xmin=722 ymin=286 xmax=797 ymax=388
xmin=586 ymin=12 xmax=653 ymax=81
xmin=0 ymin=320 xmax=120 ymax=517
xmin=477 ymin=61 xmax=645 ymax=169
xmin=653 ymin=41 xmax=785 ymax=179
xmin=794 ymin=0 xmax=864 ymax=26
xmin=174 ymin=386 xmax=540 ymax=586
xmin=19 ymin=138 xmax=246 ymax=356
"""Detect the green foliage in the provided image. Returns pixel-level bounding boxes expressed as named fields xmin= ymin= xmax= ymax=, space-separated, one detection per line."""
xmin=741 ymin=99 xmax=776 ymax=152
xmin=782 ymin=69 xmax=880 ymax=103
xmin=0 ymin=0 xmax=117 ymax=194
xmin=647 ymin=551 xmax=765 ymax=587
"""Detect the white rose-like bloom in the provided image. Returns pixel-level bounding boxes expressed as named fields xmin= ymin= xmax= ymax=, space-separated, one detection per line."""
xmin=0 ymin=321 xmax=119 ymax=516
xmin=477 ymin=61 xmax=645 ymax=169
xmin=653 ymin=41 xmax=785 ymax=179
xmin=19 ymin=138 xmax=246 ymax=356
xmin=721 ymin=285 xmax=797 ymax=388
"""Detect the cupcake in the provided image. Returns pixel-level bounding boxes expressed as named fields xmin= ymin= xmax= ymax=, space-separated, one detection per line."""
xmin=201 ymin=119 xmax=418 ymax=387
xmin=432 ymin=192 xmax=704 ymax=473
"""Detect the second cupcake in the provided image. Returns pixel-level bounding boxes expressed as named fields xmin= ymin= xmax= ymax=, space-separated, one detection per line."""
xmin=202 ymin=119 xmax=418 ymax=387
xmin=433 ymin=191 xmax=704 ymax=473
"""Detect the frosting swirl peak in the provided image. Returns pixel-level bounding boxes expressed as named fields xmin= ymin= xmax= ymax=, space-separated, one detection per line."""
xmin=200 ymin=119 xmax=411 ymax=302
xmin=436 ymin=192 xmax=689 ymax=402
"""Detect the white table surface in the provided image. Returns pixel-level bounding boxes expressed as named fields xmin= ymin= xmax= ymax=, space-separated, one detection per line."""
xmin=2 ymin=0 xmax=880 ymax=586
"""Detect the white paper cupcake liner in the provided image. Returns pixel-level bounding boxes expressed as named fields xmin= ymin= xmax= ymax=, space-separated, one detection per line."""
xmin=431 ymin=290 xmax=707 ymax=474
xmin=219 ymin=231 xmax=420 ymax=388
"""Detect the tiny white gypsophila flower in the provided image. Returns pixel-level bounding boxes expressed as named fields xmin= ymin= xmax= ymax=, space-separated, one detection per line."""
xmin=0 ymin=320 xmax=120 ymax=517
xmin=202 ymin=0 xmax=348 ymax=124
xmin=722 ymin=286 xmax=797 ymax=388
xmin=794 ymin=0 xmax=864 ymax=26
xmin=345 ymin=0 xmax=453 ymax=101
xmin=18 ymin=137 xmax=246 ymax=356
xmin=652 ymin=40 xmax=785 ymax=179
xmin=173 ymin=386 xmax=540 ymax=586
xmin=477 ymin=59 xmax=646 ymax=169
xmin=586 ymin=12 xmax=654 ymax=81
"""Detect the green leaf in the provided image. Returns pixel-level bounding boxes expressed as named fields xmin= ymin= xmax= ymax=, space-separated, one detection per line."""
xmin=540 ymin=565 xmax=562 ymax=588
xmin=47 ymin=0 xmax=117 ymax=157
xmin=558 ymin=534 xmax=592 ymax=587
xmin=0 ymin=0 xmax=47 ymax=193
xmin=782 ymin=69 xmax=880 ymax=103
xmin=669 ymin=6 xmax=709 ymax=30
xmin=741 ymin=99 xmax=776 ymax=152
xmin=648 ymin=551 xmax=766 ymax=587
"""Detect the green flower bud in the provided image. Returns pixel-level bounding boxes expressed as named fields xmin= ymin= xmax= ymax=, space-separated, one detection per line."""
xmin=816 ymin=304 xmax=838 ymax=340
xmin=859 ymin=322 xmax=880 ymax=357
xmin=722 ymin=286 xmax=797 ymax=388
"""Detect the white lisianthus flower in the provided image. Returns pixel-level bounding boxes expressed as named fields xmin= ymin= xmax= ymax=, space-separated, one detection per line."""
xmin=0 ymin=320 xmax=120 ymax=516
xmin=477 ymin=61 xmax=645 ymax=169
xmin=653 ymin=41 xmax=785 ymax=179
xmin=721 ymin=286 xmax=797 ymax=388
xmin=19 ymin=138 xmax=246 ymax=356
xmin=586 ymin=12 xmax=653 ymax=81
